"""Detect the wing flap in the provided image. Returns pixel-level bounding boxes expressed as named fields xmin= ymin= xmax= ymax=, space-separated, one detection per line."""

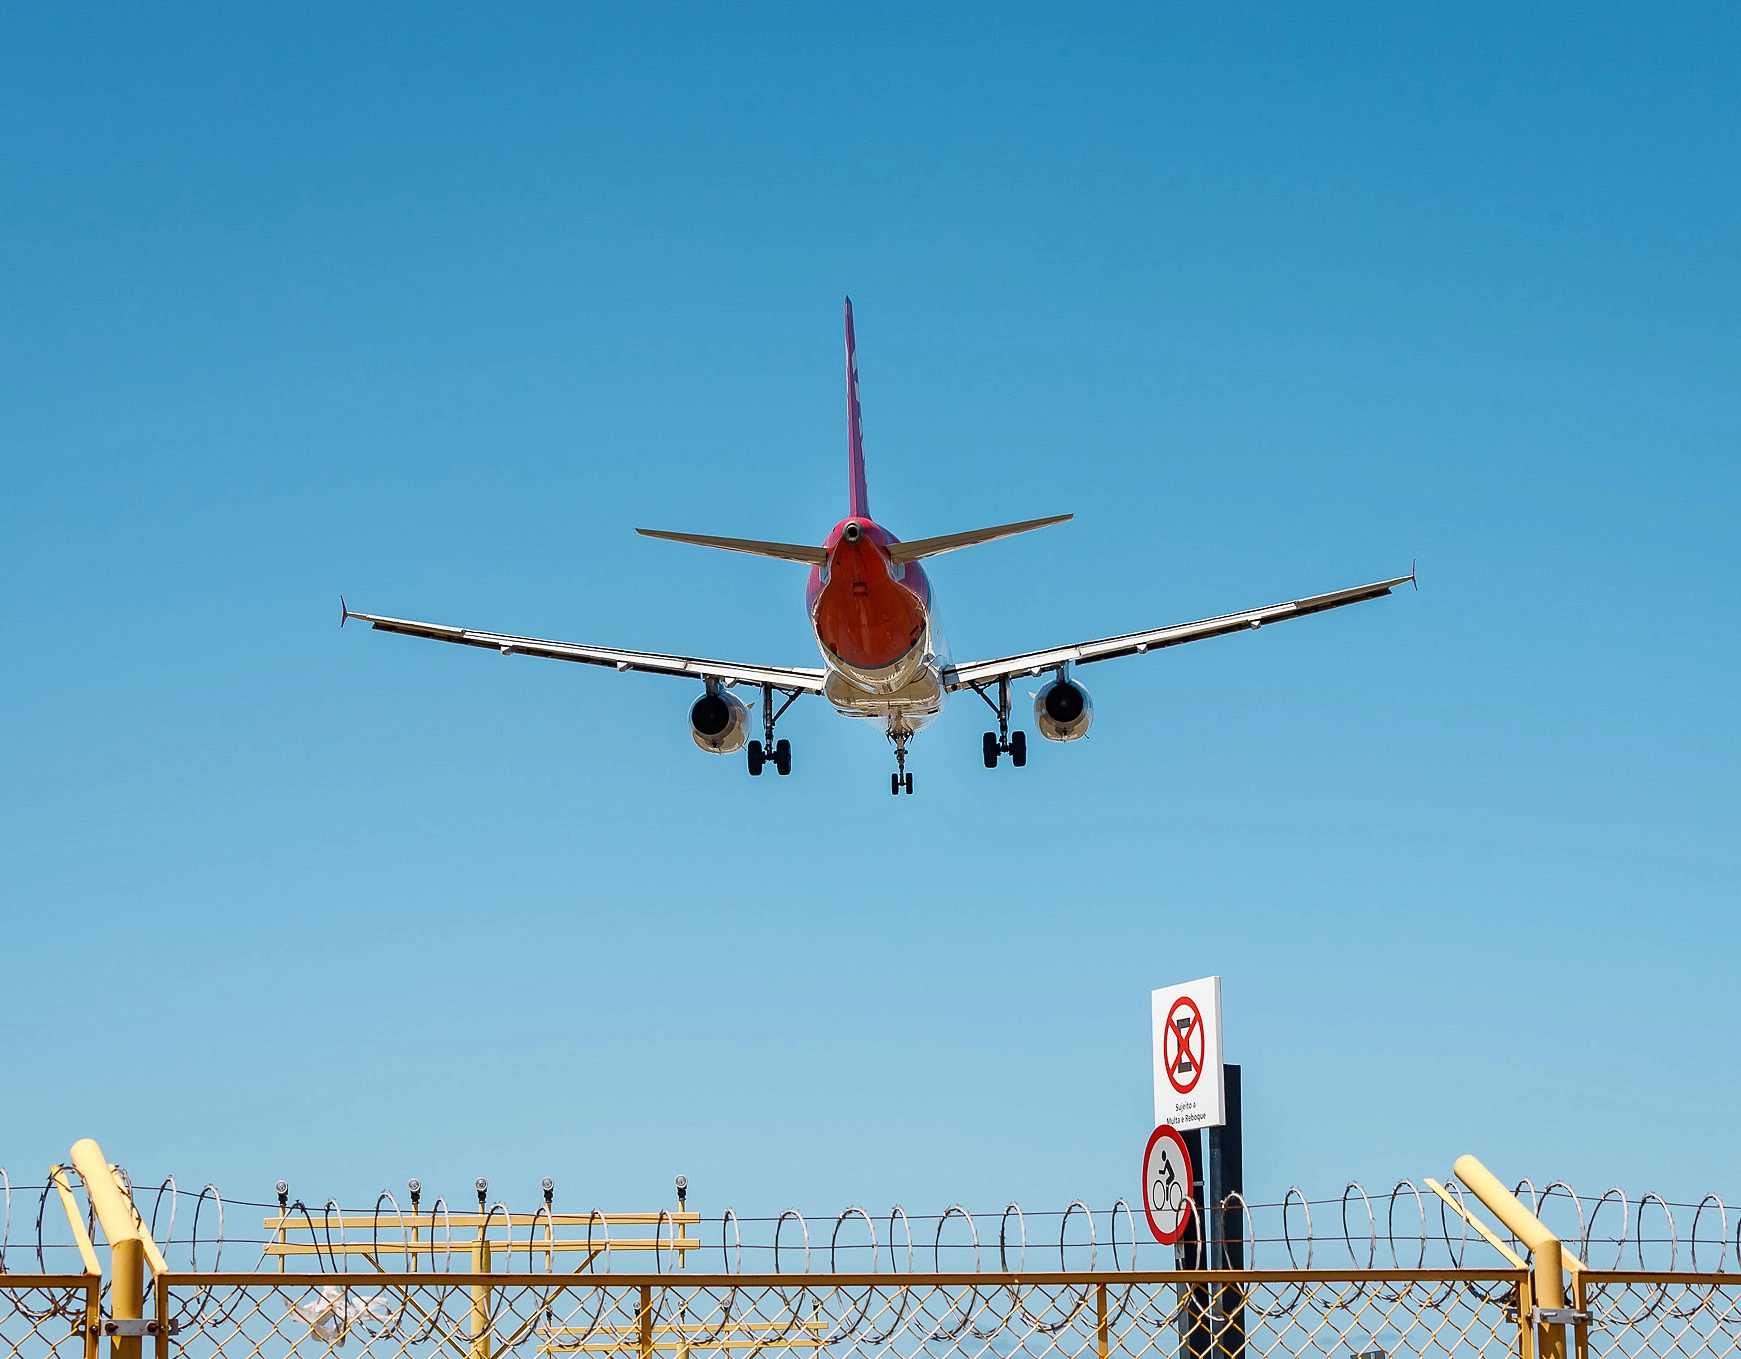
xmin=944 ymin=572 xmax=1412 ymax=689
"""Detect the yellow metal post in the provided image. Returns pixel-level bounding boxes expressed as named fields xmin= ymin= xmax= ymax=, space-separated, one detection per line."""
xmin=1572 ymin=1265 xmax=1588 ymax=1359
xmin=110 ymin=1238 xmax=143 ymax=1359
xmin=154 ymin=1272 xmax=170 ymax=1359
xmin=69 ymin=1141 xmax=145 ymax=1359
xmin=1517 ymin=1266 xmax=1536 ymax=1359
xmin=1097 ymin=1282 xmax=1109 ymax=1359
xmin=470 ymin=1237 xmax=493 ymax=1359
xmin=83 ymin=1276 xmax=102 ymax=1359
xmin=1455 ymin=1156 xmax=1565 ymax=1359
xmin=49 ymin=1167 xmax=103 ymax=1277
xmin=639 ymin=1285 xmax=654 ymax=1359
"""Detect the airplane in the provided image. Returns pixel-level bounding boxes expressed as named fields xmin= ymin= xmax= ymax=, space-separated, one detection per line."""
xmin=343 ymin=299 xmax=1413 ymax=795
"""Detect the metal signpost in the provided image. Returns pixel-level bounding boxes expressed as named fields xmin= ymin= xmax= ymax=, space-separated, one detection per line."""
xmin=1151 ymin=977 xmax=1240 ymax=1359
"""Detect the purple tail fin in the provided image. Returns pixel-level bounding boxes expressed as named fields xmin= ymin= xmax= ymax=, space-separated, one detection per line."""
xmin=845 ymin=297 xmax=870 ymax=519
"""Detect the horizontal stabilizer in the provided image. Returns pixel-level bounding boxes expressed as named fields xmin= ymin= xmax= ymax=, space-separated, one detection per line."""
xmin=886 ymin=514 xmax=1072 ymax=565
xmin=636 ymin=528 xmax=826 ymax=565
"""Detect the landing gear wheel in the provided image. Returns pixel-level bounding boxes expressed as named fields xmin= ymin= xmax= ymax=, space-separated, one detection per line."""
xmin=982 ymin=732 xmax=999 ymax=768
xmin=1010 ymin=731 xmax=1027 ymax=767
xmin=904 ymin=773 xmax=914 ymax=795
xmin=747 ymin=740 xmax=765 ymax=776
xmin=774 ymin=738 xmax=791 ymax=776
xmin=890 ymin=772 xmax=901 ymax=796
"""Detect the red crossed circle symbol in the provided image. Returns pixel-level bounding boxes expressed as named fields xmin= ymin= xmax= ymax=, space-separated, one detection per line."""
xmin=1163 ymin=996 xmax=1205 ymax=1094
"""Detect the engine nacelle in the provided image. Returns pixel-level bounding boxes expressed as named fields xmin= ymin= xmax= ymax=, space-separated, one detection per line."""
xmin=1034 ymin=677 xmax=1093 ymax=742
xmin=688 ymin=690 xmax=750 ymax=754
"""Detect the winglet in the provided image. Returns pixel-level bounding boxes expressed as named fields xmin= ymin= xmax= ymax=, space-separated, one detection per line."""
xmin=340 ymin=595 xmax=349 ymax=626
xmin=1410 ymin=558 xmax=1418 ymax=591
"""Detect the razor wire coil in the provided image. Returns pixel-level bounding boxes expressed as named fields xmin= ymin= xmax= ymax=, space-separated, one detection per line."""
xmin=8 ymin=1164 xmax=1741 ymax=1281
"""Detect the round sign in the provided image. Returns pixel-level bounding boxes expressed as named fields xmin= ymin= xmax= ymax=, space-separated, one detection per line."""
xmin=1162 ymin=996 xmax=1205 ymax=1094
xmin=1141 ymin=1124 xmax=1194 ymax=1245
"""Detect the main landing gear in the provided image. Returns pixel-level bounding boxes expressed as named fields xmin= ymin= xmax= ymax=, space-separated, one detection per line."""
xmin=971 ymin=676 xmax=1027 ymax=769
xmin=747 ymin=683 xmax=799 ymax=778
xmin=889 ymin=729 xmax=914 ymax=795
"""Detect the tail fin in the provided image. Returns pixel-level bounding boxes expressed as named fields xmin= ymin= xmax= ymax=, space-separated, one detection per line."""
xmin=845 ymin=297 xmax=870 ymax=519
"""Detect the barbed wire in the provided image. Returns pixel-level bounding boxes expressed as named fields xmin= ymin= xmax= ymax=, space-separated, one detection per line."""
xmin=5 ymin=1166 xmax=1737 ymax=1276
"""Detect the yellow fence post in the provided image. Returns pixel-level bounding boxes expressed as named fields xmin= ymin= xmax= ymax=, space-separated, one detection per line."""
xmin=1572 ymin=1265 xmax=1588 ymax=1359
xmin=1517 ymin=1264 xmax=1536 ymax=1359
xmin=109 ymin=1239 xmax=143 ymax=1359
xmin=69 ymin=1141 xmax=144 ymax=1359
xmin=639 ymin=1285 xmax=654 ymax=1359
xmin=84 ymin=1275 xmax=103 ymax=1359
xmin=154 ymin=1270 xmax=170 ymax=1359
xmin=470 ymin=1235 xmax=493 ymax=1359
xmin=1455 ymin=1156 xmax=1566 ymax=1359
xmin=1096 ymin=1281 xmax=1109 ymax=1359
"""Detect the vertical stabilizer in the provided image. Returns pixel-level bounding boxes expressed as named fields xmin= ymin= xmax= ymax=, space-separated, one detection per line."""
xmin=845 ymin=297 xmax=871 ymax=519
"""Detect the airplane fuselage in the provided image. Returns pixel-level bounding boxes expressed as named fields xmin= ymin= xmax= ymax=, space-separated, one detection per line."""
xmin=807 ymin=516 xmax=946 ymax=732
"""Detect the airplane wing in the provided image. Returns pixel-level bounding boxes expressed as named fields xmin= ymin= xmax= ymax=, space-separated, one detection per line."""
xmin=341 ymin=603 xmax=827 ymax=693
xmin=942 ymin=571 xmax=1414 ymax=690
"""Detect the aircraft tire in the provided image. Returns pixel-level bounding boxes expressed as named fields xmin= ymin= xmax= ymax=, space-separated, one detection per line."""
xmin=904 ymin=773 xmax=914 ymax=794
xmin=775 ymin=739 xmax=791 ymax=776
xmin=982 ymin=732 xmax=999 ymax=768
xmin=748 ymin=740 xmax=765 ymax=776
xmin=890 ymin=772 xmax=900 ymax=796
xmin=1010 ymin=731 xmax=1027 ymax=767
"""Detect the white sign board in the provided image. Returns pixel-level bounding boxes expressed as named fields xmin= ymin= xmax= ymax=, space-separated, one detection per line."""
xmin=1151 ymin=976 xmax=1224 ymax=1130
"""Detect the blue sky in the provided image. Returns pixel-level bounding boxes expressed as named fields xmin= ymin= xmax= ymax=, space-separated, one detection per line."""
xmin=3 ymin=4 xmax=1737 ymax=1228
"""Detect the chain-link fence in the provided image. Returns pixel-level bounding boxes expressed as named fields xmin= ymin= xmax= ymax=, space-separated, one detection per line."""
xmin=152 ymin=1271 xmax=1528 ymax=1359
xmin=7 ymin=1152 xmax=1741 ymax=1359
xmin=0 ymin=1277 xmax=98 ymax=1359
xmin=1581 ymin=1275 xmax=1741 ymax=1359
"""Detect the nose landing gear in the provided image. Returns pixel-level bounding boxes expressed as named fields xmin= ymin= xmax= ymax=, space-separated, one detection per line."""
xmin=889 ymin=729 xmax=914 ymax=795
xmin=971 ymin=676 xmax=1027 ymax=769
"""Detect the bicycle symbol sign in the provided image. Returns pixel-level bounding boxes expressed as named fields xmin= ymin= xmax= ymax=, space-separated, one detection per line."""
xmin=1163 ymin=996 xmax=1205 ymax=1094
xmin=1142 ymin=1124 xmax=1194 ymax=1245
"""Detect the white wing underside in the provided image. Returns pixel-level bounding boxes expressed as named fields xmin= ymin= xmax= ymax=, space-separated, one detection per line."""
xmin=342 ymin=609 xmax=826 ymax=693
xmin=942 ymin=573 xmax=1414 ymax=690
xmin=344 ymin=570 xmax=1410 ymax=701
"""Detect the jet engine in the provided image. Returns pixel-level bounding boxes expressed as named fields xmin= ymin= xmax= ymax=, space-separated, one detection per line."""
xmin=1033 ymin=676 xmax=1093 ymax=742
xmin=689 ymin=690 xmax=750 ymax=754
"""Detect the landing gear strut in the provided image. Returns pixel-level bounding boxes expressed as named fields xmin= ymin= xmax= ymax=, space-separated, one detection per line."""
xmin=889 ymin=730 xmax=914 ymax=795
xmin=972 ymin=676 xmax=1026 ymax=769
xmin=747 ymin=683 xmax=799 ymax=777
